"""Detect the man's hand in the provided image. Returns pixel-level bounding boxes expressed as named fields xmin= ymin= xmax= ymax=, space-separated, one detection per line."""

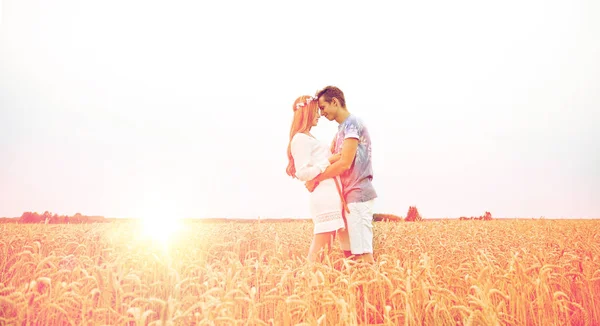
xmin=305 ymin=179 xmax=319 ymax=193
xmin=328 ymin=153 xmax=342 ymax=164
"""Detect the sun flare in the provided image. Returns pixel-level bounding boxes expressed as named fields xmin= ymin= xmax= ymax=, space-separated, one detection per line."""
xmin=140 ymin=214 xmax=183 ymax=245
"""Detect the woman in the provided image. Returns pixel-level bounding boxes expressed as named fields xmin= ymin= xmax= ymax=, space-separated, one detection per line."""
xmin=286 ymin=95 xmax=347 ymax=262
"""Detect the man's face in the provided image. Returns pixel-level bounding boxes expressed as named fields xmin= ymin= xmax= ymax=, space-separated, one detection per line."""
xmin=318 ymin=96 xmax=337 ymax=121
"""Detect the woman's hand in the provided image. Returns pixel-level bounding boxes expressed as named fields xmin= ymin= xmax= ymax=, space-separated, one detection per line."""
xmin=305 ymin=179 xmax=319 ymax=192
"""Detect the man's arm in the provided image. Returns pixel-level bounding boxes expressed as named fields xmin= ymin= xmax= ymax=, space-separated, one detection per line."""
xmin=305 ymin=138 xmax=358 ymax=192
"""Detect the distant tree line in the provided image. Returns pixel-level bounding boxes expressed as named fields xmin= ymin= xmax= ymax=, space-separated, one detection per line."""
xmin=7 ymin=209 xmax=494 ymax=224
xmin=373 ymin=206 xmax=422 ymax=222
xmin=374 ymin=207 xmax=494 ymax=222
xmin=17 ymin=211 xmax=107 ymax=224
xmin=459 ymin=211 xmax=493 ymax=221
xmin=373 ymin=213 xmax=403 ymax=222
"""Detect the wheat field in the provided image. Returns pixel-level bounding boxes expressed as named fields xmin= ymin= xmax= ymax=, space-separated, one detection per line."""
xmin=0 ymin=219 xmax=599 ymax=325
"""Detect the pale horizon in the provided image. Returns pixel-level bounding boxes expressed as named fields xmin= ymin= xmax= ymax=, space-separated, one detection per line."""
xmin=1 ymin=1 xmax=599 ymax=220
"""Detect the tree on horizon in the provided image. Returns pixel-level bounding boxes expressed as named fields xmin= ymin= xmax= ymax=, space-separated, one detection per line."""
xmin=405 ymin=206 xmax=422 ymax=222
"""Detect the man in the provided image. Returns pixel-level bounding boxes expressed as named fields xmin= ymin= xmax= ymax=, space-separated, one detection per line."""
xmin=305 ymin=86 xmax=377 ymax=263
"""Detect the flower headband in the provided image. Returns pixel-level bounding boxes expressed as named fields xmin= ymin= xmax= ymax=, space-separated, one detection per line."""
xmin=295 ymin=96 xmax=317 ymax=111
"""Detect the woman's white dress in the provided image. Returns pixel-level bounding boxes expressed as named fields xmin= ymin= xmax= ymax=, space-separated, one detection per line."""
xmin=291 ymin=133 xmax=346 ymax=234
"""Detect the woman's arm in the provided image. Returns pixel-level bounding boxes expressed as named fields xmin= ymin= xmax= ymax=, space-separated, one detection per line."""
xmin=291 ymin=135 xmax=330 ymax=182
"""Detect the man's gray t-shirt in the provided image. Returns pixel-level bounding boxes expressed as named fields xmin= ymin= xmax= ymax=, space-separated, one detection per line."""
xmin=332 ymin=115 xmax=377 ymax=203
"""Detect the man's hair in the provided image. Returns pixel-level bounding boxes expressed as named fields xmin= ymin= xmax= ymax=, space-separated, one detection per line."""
xmin=316 ymin=86 xmax=346 ymax=108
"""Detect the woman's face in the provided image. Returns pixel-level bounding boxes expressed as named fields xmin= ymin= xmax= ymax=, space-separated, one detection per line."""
xmin=311 ymin=107 xmax=320 ymax=127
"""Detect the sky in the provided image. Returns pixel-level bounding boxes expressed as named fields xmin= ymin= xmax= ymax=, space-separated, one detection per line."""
xmin=0 ymin=0 xmax=598 ymax=219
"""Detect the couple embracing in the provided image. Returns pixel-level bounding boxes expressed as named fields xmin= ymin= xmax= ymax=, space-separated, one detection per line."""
xmin=286 ymin=86 xmax=377 ymax=264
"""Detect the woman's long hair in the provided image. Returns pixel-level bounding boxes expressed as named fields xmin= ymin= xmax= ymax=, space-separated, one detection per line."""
xmin=286 ymin=95 xmax=319 ymax=178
